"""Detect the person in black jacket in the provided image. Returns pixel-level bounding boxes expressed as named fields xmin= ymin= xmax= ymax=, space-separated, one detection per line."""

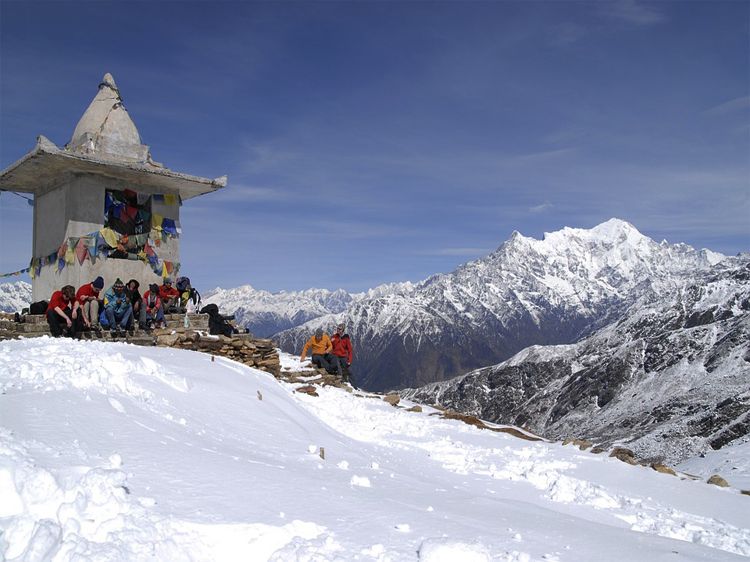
xmin=126 ymin=279 xmax=142 ymax=327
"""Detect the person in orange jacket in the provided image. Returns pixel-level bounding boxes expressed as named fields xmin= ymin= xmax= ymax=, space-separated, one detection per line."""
xmin=300 ymin=328 xmax=335 ymax=371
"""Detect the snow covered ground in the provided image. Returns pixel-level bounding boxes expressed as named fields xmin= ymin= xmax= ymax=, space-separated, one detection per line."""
xmin=677 ymin=440 xmax=750 ymax=491
xmin=1 ymin=338 xmax=748 ymax=561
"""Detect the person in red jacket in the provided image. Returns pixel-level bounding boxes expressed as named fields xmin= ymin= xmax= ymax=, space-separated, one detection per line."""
xmin=75 ymin=276 xmax=104 ymax=329
xmin=331 ymin=323 xmax=355 ymax=387
xmin=47 ymin=285 xmax=83 ymax=338
xmin=140 ymin=283 xmax=165 ymax=329
xmin=159 ymin=278 xmax=181 ymax=313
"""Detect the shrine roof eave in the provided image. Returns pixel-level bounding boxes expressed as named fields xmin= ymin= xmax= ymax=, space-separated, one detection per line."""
xmin=0 ymin=136 xmax=227 ymax=200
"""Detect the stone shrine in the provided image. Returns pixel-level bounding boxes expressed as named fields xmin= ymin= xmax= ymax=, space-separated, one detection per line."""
xmin=0 ymin=73 xmax=226 ymax=300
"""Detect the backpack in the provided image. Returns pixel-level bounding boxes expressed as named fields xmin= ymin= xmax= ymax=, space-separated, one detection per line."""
xmin=200 ymin=303 xmax=235 ymax=337
xmin=29 ymin=300 xmax=49 ymax=315
xmin=176 ymin=276 xmax=191 ymax=292
xmin=181 ymin=287 xmax=202 ymax=311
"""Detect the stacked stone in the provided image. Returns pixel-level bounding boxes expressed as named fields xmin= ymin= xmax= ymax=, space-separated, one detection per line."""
xmin=154 ymin=330 xmax=280 ymax=375
xmin=274 ymin=365 xmax=354 ymax=393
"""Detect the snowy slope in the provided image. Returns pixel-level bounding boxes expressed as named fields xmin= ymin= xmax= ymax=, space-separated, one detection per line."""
xmin=277 ymin=219 xmax=725 ymax=391
xmin=0 ymin=281 xmax=32 ymax=313
xmin=677 ymin=439 xmax=750 ymax=490
xmin=1 ymin=338 xmax=749 ymax=561
xmin=403 ymin=257 xmax=750 ymax=466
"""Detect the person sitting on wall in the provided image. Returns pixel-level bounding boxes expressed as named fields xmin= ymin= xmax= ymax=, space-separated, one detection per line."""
xmin=101 ymin=278 xmax=133 ymax=333
xmin=140 ymin=283 xmax=165 ymax=329
xmin=126 ymin=279 xmax=142 ymax=321
xmin=46 ymin=285 xmax=83 ymax=338
xmin=300 ymin=328 xmax=335 ymax=372
xmin=159 ymin=278 xmax=181 ymax=313
xmin=177 ymin=277 xmax=201 ymax=313
xmin=75 ymin=276 xmax=104 ymax=330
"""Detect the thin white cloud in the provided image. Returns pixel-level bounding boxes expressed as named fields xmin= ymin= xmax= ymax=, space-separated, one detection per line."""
xmin=602 ymin=0 xmax=664 ymax=26
xmin=529 ymin=201 xmax=554 ymax=213
xmin=705 ymin=96 xmax=750 ymax=116
xmin=211 ymin=183 xmax=288 ymax=203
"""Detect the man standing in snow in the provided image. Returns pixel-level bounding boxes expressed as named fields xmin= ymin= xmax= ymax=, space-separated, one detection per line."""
xmin=331 ymin=323 xmax=355 ymax=386
xmin=300 ymin=328 xmax=335 ymax=372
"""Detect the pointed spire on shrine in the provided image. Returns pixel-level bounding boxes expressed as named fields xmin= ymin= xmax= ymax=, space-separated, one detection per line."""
xmin=68 ymin=73 xmax=150 ymax=162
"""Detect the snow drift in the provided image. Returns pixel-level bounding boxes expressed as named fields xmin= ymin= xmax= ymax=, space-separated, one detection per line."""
xmin=1 ymin=338 xmax=749 ymax=561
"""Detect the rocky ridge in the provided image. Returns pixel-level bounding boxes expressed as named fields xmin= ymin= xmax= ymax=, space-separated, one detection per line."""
xmin=402 ymin=256 xmax=750 ymax=465
xmin=202 ymin=282 xmax=416 ymax=338
xmin=0 ymin=281 xmax=32 ymax=313
xmin=276 ymin=219 xmax=726 ymax=391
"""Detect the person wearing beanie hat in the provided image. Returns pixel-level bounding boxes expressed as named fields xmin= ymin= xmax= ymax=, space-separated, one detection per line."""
xmin=300 ymin=328 xmax=335 ymax=372
xmin=140 ymin=283 xmax=165 ymax=330
xmin=101 ymin=278 xmax=133 ymax=335
xmin=75 ymin=276 xmax=105 ymax=330
xmin=159 ymin=277 xmax=181 ymax=313
xmin=331 ymin=323 xmax=356 ymax=387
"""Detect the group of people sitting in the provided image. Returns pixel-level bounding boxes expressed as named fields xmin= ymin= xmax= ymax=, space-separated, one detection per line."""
xmin=300 ymin=324 xmax=356 ymax=387
xmin=45 ymin=276 xmax=196 ymax=337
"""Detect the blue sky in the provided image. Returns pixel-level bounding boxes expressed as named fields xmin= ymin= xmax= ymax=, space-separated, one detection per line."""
xmin=1 ymin=1 xmax=748 ymax=292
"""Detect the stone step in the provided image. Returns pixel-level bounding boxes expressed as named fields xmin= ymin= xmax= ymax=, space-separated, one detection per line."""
xmin=0 ymin=321 xmax=51 ymax=333
xmin=4 ymin=313 xmax=210 ymax=330
xmin=16 ymin=315 xmax=48 ymax=324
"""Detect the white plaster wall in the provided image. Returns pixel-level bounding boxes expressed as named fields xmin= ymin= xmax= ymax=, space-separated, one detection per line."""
xmin=33 ymin=188 xmax=67 ymax=258
xmin=31 ymin=174 xmax=183 ymax=301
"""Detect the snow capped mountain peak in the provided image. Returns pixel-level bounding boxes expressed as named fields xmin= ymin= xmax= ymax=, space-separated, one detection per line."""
xmin=276 ymin=219 xmax=728 ymax=391
xmin=588 ymin=217 xmax=643 ymax=238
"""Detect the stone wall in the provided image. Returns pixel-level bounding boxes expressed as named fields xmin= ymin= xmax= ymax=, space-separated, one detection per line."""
xmin=154 ymin=330 xmax=280 ymax=375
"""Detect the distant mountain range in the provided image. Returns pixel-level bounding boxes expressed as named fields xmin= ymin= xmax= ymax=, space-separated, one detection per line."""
xmin=6 ymin=219 xmax=745 ymax=464
xmin=0 ymin=281 xmax=31 ymax=313
xmin=202 ymin=281 xmax=415 ymax=338
xmin=274 ymin=219 xmax=726 ymax=391
xmin=402 ymin=256 xmax=750 ymax=465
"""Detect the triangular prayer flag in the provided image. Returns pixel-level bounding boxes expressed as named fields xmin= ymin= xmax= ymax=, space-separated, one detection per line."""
xmin=75 ymin=238 xmax=88 ymax=265
xmin=100 ymin=228 xmax=119 ymax=248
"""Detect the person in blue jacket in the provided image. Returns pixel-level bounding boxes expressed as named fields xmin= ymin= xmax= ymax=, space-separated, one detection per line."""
xmin=101 ymin=278 xmax=133 ymax=332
